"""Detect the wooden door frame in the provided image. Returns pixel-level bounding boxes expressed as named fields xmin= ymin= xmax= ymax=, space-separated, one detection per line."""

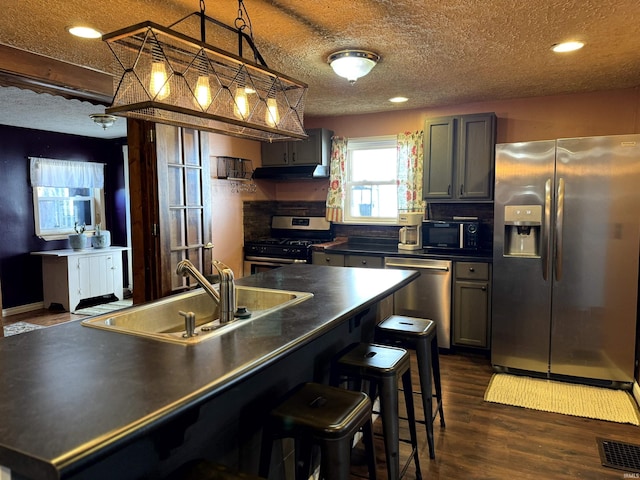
xmin=127 ymin=119 xmax=212 ymax=304
xmin=127 ymin=118 xmax=162 ymax=304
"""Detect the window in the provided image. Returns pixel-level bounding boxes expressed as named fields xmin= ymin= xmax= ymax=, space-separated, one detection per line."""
xmin=344 ymin=136 xmax=397 ymax=223
xmin=30 ymin=157 xmax=105 ymax=240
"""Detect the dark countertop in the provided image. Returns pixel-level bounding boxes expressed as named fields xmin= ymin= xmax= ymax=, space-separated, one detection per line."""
xmin=317 ymin=238 xmax=493 ymax=263
xmin=0 ymin=264 xmax=417 ymax=480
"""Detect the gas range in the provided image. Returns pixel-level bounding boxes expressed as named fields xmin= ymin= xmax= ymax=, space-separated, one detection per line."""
xmin=244 ymin=216 xmax=333 ymax=271
xmin=245 ymin=237 xmax=328 ymax=261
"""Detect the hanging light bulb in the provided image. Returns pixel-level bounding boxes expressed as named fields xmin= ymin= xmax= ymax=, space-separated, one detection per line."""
xmin=193 ymin=51 xmax=212 ymax=109
xmin=265 ymin=97 xmax=280 ymax=127
xmin=150 ymin=61 xmax=170 ymax=100
xmin=233 ymin=85 xmax=249 ymax=119
xmin=194 ymin=76 xmax=212 ymax=109
xmin=194 ymin=75 xmax=212 ymax=109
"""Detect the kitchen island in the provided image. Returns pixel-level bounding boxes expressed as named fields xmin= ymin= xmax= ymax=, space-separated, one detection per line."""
xmin=0 ymin=264 xmax=417 ymax=480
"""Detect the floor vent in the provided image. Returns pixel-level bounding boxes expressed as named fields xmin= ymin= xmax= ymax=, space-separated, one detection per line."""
xmin=597 ymin=437 xmax=640 ymax=473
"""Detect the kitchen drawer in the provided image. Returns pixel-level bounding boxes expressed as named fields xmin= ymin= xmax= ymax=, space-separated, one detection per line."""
xmin=455 ymin=262 xmax=489 ymax=280
xmin=312 ymin=251 xmax=345 ymax=266
xmin=345 ymin=255 xmax=384 ymax=268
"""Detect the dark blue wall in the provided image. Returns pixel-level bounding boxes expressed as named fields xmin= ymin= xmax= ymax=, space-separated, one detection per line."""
xmin=0 ymin=124 xmax=127 ymax=310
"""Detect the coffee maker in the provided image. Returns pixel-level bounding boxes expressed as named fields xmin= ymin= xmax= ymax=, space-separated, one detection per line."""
xmin=398 ymin=212 xmax=424 ymax=250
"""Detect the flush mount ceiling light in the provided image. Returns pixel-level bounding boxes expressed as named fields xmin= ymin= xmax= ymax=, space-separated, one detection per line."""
xmin=552 ymin=41 xmax=585 ymax=53
xmin=102 ymin=0 xmax=307 ymax=141
xmin=327 ymin=50 xmax=380 ymax=84
xmin=89 ymin=113 xmax=117 ymax=130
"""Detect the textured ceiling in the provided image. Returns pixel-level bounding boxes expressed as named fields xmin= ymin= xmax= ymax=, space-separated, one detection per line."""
xmin=1 ymin=0 xmax=640 ymax=138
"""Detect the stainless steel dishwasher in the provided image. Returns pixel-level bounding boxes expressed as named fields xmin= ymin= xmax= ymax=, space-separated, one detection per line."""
xmin=384 ymin=257 xmax=452 ymax=349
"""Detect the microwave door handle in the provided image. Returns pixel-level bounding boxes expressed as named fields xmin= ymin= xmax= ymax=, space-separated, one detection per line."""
xmin=459 ymin=224 xmax=464 ymax=248
xmin=542 ymin=178 xmax=551 ymax=281
xmin=555 ymin=177 xmax=565 ymax=281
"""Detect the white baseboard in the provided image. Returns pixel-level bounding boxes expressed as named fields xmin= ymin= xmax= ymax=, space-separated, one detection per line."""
xmin=632 ymin=381 xmax=640 ymax=407
xmin=2 ymin=302 xmax=44 ymax=318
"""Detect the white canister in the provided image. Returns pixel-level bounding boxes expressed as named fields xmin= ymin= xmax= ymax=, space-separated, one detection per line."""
xmin=92 ymin=230 xmax=111 ymax=249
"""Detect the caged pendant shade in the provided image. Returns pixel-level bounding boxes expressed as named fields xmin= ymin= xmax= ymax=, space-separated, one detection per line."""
xmin=102 ymin=3 xmax=308 ymax=142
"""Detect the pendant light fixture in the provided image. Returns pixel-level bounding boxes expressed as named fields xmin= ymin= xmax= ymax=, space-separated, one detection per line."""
xmin=328 ymin=49 xmax=380 ymax=84
xmin=102 ymin=0 xmax=307 ymax=141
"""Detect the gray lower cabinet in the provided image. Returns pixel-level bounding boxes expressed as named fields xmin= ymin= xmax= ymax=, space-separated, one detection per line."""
xmin=344 ymin=255 xmax=384 ymax=268
xmin=453 ymin=261 xmax=491 ymax=348
xmin=312 ymin=251 xmax=345 ymax=266
xmin=315 ymin=252 xmax=492 ymax=348
xmin=312 ymin=252 xmax=385 ymax=268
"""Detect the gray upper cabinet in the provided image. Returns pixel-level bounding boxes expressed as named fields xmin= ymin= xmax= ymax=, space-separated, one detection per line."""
xmin=261 ymin=128 xmax=333 ymax=166
xmin=423 ymin=113 xmax=496 ymax=201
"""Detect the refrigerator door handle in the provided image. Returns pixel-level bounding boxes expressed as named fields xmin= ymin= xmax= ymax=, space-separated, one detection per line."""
xmin=542 ymin=178 xmax=552 ymax=281
xmin=555 ymin=177 xmax=565 ymax=281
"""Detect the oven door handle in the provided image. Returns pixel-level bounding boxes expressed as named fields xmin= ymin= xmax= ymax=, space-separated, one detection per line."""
xmin=245 ymin=256 xmax=307 ymax=264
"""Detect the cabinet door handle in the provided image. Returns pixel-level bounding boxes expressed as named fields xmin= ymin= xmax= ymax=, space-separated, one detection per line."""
xmin=481 ymin=286 xmax=487 ymax=291
xmin=460 ymin=184 xmax=464 ymax=195
xmin=292 ymin=152 xmax=296 ymax=163
xmin=447 ymin=184 xmax=451 ymax=195
xmin=283 ymin=153 xmax=287 ymax=163
xmin=469 ymin=267 xmax=475 ymax=272
xmin=362 ymin=260 xmax=367 ymax=265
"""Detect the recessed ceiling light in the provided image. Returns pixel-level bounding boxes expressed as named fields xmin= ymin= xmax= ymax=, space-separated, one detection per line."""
xmin=551 ymin=41 xmax=584 ymax=53
xmin=67 ymin=26 xmax=102 ymax=39
xmin=389 ymin=97 xmax=409 ymax=103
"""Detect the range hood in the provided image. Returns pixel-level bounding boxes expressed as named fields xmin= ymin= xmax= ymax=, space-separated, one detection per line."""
xmin=252 ymin=164 xmax=329 ymax=180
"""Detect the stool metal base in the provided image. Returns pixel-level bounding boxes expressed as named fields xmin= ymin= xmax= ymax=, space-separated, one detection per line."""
xmin=334 ymin=343 xmax=422 ymax=480
xmin=260 ymin=382 xmax=376 ymax=480
xmin=377 ymin=315 xmax=445 ymax=460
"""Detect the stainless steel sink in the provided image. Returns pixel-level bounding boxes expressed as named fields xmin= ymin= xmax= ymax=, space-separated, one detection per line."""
xmin=81 ymin=286 xmax=313 ymax=344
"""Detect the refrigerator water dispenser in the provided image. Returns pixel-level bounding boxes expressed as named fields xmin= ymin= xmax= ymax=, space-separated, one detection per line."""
xmin=504 ymin=205 xmax=542 ymax=257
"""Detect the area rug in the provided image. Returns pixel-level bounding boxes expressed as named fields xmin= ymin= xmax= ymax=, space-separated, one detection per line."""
xmin=3 ymin=322 xmax=46 ymax=337
xmin=484 ymin=373 xmax=640 ymax=425
xmin=73 ymin=299 xmax=133 ymax=316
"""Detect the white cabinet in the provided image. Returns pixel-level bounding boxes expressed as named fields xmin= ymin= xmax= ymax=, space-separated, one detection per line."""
xmin=32 ymin=247 xmax=127 ymax=312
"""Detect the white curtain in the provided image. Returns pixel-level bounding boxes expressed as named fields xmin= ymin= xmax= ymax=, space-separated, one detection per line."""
xmin=29 ymin=157 xmax=104 ymax=188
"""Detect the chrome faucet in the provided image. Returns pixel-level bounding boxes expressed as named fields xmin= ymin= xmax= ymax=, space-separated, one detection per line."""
xmin=212 ymin=260 xmax=236 ymax=324
xmin=176 ymin=259 xmax=236 ymax=324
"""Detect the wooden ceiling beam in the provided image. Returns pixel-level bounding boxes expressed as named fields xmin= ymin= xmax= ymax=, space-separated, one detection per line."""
xmin=0 ymin=44 xmax=113 ymax=104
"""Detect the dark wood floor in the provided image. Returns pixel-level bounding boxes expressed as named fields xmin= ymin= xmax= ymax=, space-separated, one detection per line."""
xmin=3 ymin=310 xmax=639 ymax=479
xmin=352 ymin=351 xmax=640 ymax=480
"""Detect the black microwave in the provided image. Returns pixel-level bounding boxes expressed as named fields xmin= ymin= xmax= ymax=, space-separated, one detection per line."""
xmin=423 ymin=220 xmax=480 ymax=250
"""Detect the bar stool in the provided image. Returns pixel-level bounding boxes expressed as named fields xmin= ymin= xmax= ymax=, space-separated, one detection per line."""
xmin=333 ymin=343 xmax=422 ymax=480
xmin=259 ymin=382 xmax=376 ymax=480
xmin=375 ymin=315 xmax=445 ymax=459
xmin=166 ymin=459 xmax=266 ymax=479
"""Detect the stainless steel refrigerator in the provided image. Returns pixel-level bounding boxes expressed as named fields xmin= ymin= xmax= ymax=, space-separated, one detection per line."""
xmin=491 ymin=135 xmax=640 ymax=386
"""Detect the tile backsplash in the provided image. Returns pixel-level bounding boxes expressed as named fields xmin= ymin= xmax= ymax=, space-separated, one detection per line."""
xmin=243 ymin=201 xmax=494 ymax=248
xmin=243 ymin=201 xmax=326 ymax=240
